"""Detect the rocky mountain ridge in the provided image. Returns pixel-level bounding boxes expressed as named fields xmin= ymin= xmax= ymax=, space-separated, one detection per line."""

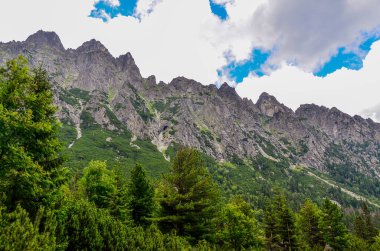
xmin=1 ymin=30 xmax=380 ymax=183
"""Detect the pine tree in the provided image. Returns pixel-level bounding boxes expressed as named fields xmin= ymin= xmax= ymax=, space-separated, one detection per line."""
xmin=276 ymin=195 xmax=298 ymax=251
xmin=361 ymin=202 xmax=377 ymax=242
xmin=0 ymin=205 xmax=57 ymax=250
xmin=354 ymin=202 xmax=377 ymax=245
xmin=264 ymin=193 xmax=298 ymax=251
xmin=156 ymin=148 xmax=220 ymax=243
xmin=297 ymin=199 xmax=324 ymax=249
xmin=0 ymin=57 xmax=66 ymax=214
xmin=319 ymin=199 xmax=348 ymax=251
xmin=111 ymin=172 xmax=130 ymax=223
xmin=354 ymin=214 xmax=366 ymax=240
xmin=128 ymin=164 xmax=154 ymax=226
xmin=264 ymin=202 xmax=281 ymax=250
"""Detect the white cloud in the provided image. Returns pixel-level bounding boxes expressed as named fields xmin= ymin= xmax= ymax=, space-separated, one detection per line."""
xmin=101 ymin=0 xmax=120 ymax=7
xmin=0 ymin=0 xmax=380 ymax=116
xmin=134 ymin=0 xmax=163 ymax=19
xmin=0 ymin=0 xmax=226 ymax=85
xmin=234 ymin=0 xmax=380 ymax=72
xmin=236 ymin=41 xmax=380 ymax=117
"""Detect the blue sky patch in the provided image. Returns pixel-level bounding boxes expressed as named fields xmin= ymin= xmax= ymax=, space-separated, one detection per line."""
xmin=90 ymin=0 xmax=138 ymax=22
xmin=220 ymin=49 xmax=271 ymax=83
xmin=315 ymin=34 xmax=380 ymax=77
xmin=209 ymin=0 xmax=228 ymax=21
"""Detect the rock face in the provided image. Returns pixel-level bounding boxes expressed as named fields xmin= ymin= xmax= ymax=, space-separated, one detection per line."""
xmin=1 ymin=30 xmax=380 ymax=179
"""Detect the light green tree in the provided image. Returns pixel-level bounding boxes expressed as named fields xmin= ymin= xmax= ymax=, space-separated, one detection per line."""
xmin=216 ymin=195 xmax=264 ymax=250
xmin=80 ymin=160 xmax=116 ymax=209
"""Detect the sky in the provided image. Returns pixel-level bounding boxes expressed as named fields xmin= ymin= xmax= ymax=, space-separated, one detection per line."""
xmin=0 ymin=0 xmax=380 ymax=119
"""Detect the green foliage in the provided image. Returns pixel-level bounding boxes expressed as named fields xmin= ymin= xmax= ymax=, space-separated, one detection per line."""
xmin=296 ymin=199 xmax=324 ymax=250
xmin=353 ymin=202 xmax=377 ymax=242
xmin=0 ymin=205 xmax=57 ymax=251
xmin=216 ymin=196 xmax=264 ymax=250
xmin=319 ymin=199 xmax=348 ymax=250
xmin=128 ymin=164 xmax=155 ymax=226
xmin=370 ymin=232 xmax=380 ymax=251
xmin=264 ymin=192 xmax=299 ymax=251
xmin=346 ymin=234 xmax=370 ymax=251
xmin=156 ymin=148 xmax=221 ymax=243
xmin=80 ymin=161 xmax=117 ymax=209
xmin=0 ymin=57 xmax=66 ymax=214
xmin=63 ymin=126 xmax=170 ymax=177
xmin=59 ymin=88 xmax=91 ymax=107
xmin=56 ymin=199 xmax=131 ymax=250
xmin=129 ymin=84 xmax=154 ymax=122
xmin=0 ymin=58 xmax=377 ymax=251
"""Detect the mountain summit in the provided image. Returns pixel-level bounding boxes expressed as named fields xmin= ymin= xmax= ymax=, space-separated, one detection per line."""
xmin=1 ymin=31 xmax=380 ymax=206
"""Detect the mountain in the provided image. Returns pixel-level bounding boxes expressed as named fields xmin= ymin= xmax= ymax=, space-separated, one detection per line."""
xmin=1 ymin=30 xmax=380 ymax=208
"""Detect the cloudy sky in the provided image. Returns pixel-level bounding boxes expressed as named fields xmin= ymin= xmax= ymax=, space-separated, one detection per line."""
xmin=1 ymin=0 xmax=380 ymax=119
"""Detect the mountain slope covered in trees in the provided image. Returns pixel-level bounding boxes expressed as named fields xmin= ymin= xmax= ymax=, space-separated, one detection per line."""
xmin=0 ymin=38 xmax=380 ymax=250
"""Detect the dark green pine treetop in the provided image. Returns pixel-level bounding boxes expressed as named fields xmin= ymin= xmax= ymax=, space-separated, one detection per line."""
xmin=156 ymin=148 xmax=220 ymax=243
xmin=0 ymin=57 xmax=66 ymax=214
xmin=320 ymin=198 xmax=348 ymax=251
xmin=128 ymin=164 xmax=155 ymax=226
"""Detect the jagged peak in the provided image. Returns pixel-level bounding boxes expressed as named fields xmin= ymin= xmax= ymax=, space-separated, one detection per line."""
xmin=296 ymin=103 xmax=329 ymax=114
xmin=76 ymin=39 xmax=109 ymax=54
xmin=26 ymin=30 xmax=65 ymax=51
xmin=296 ymin=104 xmax=350 ymax=119
xmin=116 ymin=52 xmax=142 ymax=80
xmin=256 ymin=92 xmax=293 ymax=117
xmin=117 ymin=52 xmax=137 ymax=69
xmin=256 ymin=92 xmax=278 ymax=104
xmin=217 ymin=82 xmax=240 ymax=100
xmin=146 ymin=75 xmax=157 ymax=85
xmin=170 ymin=77 xmax=202 ymax=88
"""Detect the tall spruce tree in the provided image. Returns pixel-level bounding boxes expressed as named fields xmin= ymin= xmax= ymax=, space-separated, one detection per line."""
xmin=319 ymin=199 xmax=348 ymax=251
xmin=297 ymin=199 xmax=324 ymax=249
xmin=156 ymin=148 xmax=220 ymax=243
xmin=128 ymin=164 xmax=154 ymax=226
xmin=0 ymin=57 xmax=66 ymax=214
xmin=264 ymin=193 xmax=298 ymax=251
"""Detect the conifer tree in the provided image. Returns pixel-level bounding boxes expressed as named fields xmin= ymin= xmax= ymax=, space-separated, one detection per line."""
xmin=0 ymin=205 xmax=57 ymax=250
xmin=264 ymin=193 xmax=298 ymax=251
xmin=297 ymin=199 xmax=324 ymax=249
xmin=0 ymin=57 xmax=66 ymax=214
xmin=111 ymin=172 xmax=130 ymax=223
xmin=319 ymin=199 xmax=348 ymax=251
xmin=264 ymin=202 xmax=281 ymax=250
xmin=156 ymin=148 xmax=220 ymax=243
xmin=128 ymin=164 xmax=154 ymax=226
